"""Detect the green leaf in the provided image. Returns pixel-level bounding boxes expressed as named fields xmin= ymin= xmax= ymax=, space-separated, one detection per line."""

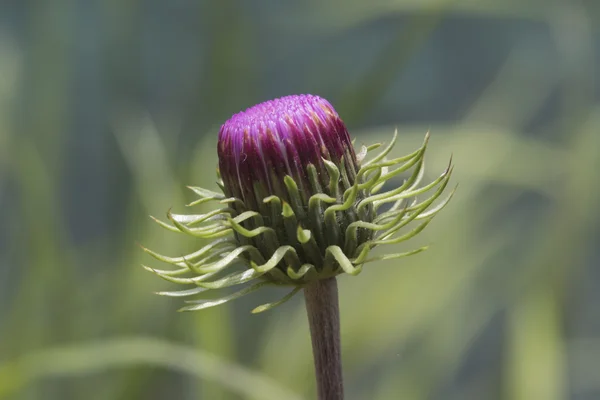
xmin=0 ymin=337 xmax=303 ymax=400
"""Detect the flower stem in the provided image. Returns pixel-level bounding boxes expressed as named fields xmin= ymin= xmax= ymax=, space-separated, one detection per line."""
xmin=304 ymin=277 xmax=344 ymax=400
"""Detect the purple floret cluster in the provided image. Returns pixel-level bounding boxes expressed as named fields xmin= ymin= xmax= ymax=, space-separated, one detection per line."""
xmin=217 ymin=94 xmax=357 ymax=208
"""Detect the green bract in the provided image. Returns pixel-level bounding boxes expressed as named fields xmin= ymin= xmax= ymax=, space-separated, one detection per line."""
xmin=142 ymin=130 xmax=454 ymax=313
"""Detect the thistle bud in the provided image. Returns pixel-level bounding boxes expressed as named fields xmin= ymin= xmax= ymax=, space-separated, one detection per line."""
xmin=216 ymin=95 xmax=371 ymax=270
xmin=218 ymin=95 xmax=357 ymax=206
xmin=142 ymin=94 xmax=454 ymax=313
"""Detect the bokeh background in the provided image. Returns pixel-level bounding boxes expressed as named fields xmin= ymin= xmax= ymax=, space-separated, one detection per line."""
xmin=1 ymin=1 xmax=599 ymax=399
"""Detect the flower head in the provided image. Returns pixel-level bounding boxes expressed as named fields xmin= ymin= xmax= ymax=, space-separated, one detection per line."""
xmin=142 ymin=94 xmax=454 ymax=313
xmin=218 ymin=94 xmax=357 ymax=209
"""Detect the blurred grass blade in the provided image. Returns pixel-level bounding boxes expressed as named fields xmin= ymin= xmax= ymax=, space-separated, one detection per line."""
xmin=0 ymin=337 xmax=303 ymax=400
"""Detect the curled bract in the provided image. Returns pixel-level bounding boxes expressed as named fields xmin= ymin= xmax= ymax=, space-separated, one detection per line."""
xmin=142 ymin=95 xmax=454 ymax=313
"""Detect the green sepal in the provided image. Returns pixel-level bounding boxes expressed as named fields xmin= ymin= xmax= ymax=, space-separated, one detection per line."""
xmin=283 ymin=175 xmax=307 ymax=220
xmin=139 ymin=238 xmax=234 ymax=267
xmin=156 ymin=286 xmax=209 ymax=297
xmin=179 ymin=282 xmax=272 ymax=312
xmin=196 ymin=268 xmax=265 ymax=289
xmin=287 ymin=264 xmax=317 ymax=280
xmin=324 ymin=246 xmax=362 ymax=276
xmin=251 ymin=287 xmax=303 ymax=314
xmin=296 ymin=225 xmax=324 ymax=266
xmin=142 ymin=129 xmax=454 ymax=313
xmin=250 ymin=245 xmax=301 ymax=273
xmin=362 ymin=246 xmax=429 ymax=264
xmin=373 ymin=217 xmax=434 ymax=246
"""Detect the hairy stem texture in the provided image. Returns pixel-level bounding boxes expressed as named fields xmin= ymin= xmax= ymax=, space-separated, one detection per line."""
xmin=304 ymin=277 xmax=344 ymax=400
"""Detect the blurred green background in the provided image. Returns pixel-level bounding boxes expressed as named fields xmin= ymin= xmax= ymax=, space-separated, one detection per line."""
xmin=1 ymin=1 xmax=599 ymax=399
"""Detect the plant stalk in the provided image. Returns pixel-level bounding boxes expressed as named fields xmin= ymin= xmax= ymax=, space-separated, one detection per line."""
xmin=304 ymin=277 xmax=344 ymax=400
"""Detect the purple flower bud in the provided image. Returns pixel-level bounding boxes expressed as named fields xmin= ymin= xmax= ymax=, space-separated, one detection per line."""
xmin=144 ymin=93 xmax=454 ymax=314
xmin=218 ymin=94 xmax=358 ymax=209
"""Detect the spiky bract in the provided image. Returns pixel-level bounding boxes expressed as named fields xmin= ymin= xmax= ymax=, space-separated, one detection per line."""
xmin=142 ymin=95 xmax=454 ymax=313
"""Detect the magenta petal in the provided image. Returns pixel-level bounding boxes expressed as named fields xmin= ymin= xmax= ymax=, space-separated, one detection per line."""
xmin=217 ymin=94 xmax=356 ymax=206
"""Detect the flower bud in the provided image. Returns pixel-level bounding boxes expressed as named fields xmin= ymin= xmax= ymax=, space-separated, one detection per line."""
xmin=217 ymin=95 xmax=357 ymax=209
xmin=216 ymin=95 xmax=371 ymax=270
xmin=142 ymin=95 xmax=454 ymax=313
